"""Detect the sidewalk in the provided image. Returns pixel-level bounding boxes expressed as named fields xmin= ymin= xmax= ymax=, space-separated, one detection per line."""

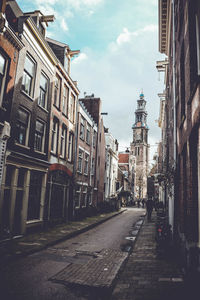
xmin=0 ymin=209 xmax=126 ymax=266
xmin=111 ymin=211 xmax=191 ymax=300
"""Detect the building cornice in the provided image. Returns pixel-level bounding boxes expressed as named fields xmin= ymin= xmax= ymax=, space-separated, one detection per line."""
xmin=159 ymin=0 xmax=170 ymax=54
xmin=26 ymin=18 xmax=58 ymax=65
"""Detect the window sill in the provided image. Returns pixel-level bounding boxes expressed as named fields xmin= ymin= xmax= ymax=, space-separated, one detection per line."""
xmin=62 ymin=112 xmax=68 ymax=119
xmin=77 ymin=171 xmax=82 ymax=174
xmin=50 ymin=151 xmax=58 ymax=157
xmin=59 ymin=155 xmax=67 ymax=161
xmin=53 ymin=104 xmax=61 ymax=111
xmin=26 ymin=219 xmax=42 ymax=226
xmin=21 ymin=90 xmax=34 ymax=101
xmin=34 ymin=149 xmax=46 ymax=155
xmin=15 ymin=143 xmax=30 ymax=150
xmin=38 ymin=105 xmax=48 ymax=113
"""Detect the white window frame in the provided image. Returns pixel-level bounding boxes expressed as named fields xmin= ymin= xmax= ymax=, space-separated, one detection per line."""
xmin=78 ymin=149 xmax=83 ymax=173
xmin=34 ymin=119 xmax=45 ymax=152
xmin=62 ymin=84 xmax=69 ymax=116
xmin=91 ymin=157 xmax=95 ymax=175
xmin=21 ymin=54 xmax=36 ymax=97
xmin=60 ymin=125 xmax=67 ymax=159
xmin=82 ymin=186 xmax=87 ymax=207
xmin=0 ymin=52 xmax=8 ymax=107
xmin=38 ymin=72 xmax=49 ymax=110
xmin=84 ymin=153 xmax=89 ymax=175
xmin=86 ymin=123 xmax=90 ymax=144
xmin=68 ymin=132 xmax=73 ymax=162
xmin=80 ymin=117 xmax=85 ymax=140
xmin=51 ymin=118 xmax=59 ymax=154
xmin=75 ymin=186 xmax=81 ymax=208
xmin=69 ymin=93 xmax=75 ymax=123
xmin=54 ymin=75 xmax=61 ymax=108
xmin=16 ymin=107 xmax=30 ymax=146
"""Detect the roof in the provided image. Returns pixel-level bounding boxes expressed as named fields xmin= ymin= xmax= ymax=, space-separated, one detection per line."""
xmin=118 ymin=153 xmax=129 ymax=164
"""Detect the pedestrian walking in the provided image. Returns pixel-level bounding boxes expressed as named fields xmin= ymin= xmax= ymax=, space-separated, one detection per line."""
xmin=146 ymin=197 xmax=154 ymax=221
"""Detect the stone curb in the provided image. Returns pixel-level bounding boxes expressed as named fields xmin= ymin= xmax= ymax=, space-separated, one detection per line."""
xmin=0 ymin=209 xmax=127 ymax=266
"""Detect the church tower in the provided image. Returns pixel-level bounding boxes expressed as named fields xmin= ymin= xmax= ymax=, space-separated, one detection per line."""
xmin=130 ymin=92 xmax=149 ymax=200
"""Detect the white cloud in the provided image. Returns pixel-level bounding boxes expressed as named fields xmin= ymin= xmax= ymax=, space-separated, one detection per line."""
xmin=60 ymin=19 xmax=69 ymax=31
xmin=116 ymin=25 xmax=158 ymax=46
xmin=71 ymin=24 xmax=164 ymax=161
xmin=73 ymin=53 xmax=88 ymax=64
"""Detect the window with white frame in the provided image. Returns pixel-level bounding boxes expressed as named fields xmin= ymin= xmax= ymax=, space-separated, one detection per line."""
xmin=16 ymin=107 xmax=30 ymax=146
xmin=27 ymin=171 xmax=43 ymax=220
xmin=51 ymin=118 xmax=59 ymax=154
xmin=54 ymin=75 xmax=61 ymax=108
xmin=68 ymin=132 xmax=73 ymax=162
xmin=74 ymin=186 xmax=81 ymax=208
xmin=22 ymin=54 xmax=36 ymax=97
xmin=34 ymin=120 xmax=45 ymax=152
xmin=82 ymin=186 xmax=87 ymax=207
xmin=60 ymin=125 xmax=67 ymax=158
xmin=38 ymin=73 xmax=48 ymax=109
xmin=69 ymin=93 xmax=75 ymax=123
xmin=62 ymin=84 xmax=69 ymax=116
xmin=78 ymin=149 xmax=83 ymax=173
xmin=91 ymin=157 xmax=95 ymax=175
xmin=86 ymin=123 xmax=90 ymax=144
xmin=80 ymin=117 xmax=85 ymax=140
xmin=0 ymin=52 xmax=7 ymax=106
xmin=93 ymin=131 xmax=97 ymax=148
xmin=84 ymin=153 xmax=89 ymax=175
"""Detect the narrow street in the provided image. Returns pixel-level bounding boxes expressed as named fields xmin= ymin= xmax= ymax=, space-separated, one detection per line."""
xmin=0 ymin=208 xmax=145 ymax=300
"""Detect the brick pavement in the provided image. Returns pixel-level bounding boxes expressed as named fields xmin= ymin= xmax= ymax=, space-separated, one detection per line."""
xmin=111 ymin=212 xmax=188 ymax=300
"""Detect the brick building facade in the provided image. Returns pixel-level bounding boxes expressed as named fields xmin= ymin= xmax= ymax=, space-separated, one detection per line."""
xmin=158 ymin=0 xmax=200 ymax=275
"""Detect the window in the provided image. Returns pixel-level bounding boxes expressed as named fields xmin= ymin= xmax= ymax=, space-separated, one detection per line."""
xmin=60 ymin=125 xmax=67 ymax=158
xmin=68 ymin=132 xmax=73 ymax=162
xmin=34 ymin=120 xmax=45 ymax=152
xmin=75 ymin=186 xmax=81 ymax=208
xmin=135 ymin=147 xmax=140 ymax=156
xmin=22 ymin=55 xmax=36 ymax=97
xmin=38 ymin=73 xmax=48 ymax=109
xmin=69 ymin=93 xmax=75 ymax=122
xmin=54 ymin=75 xmax=61 ymax=108
xmin=93 ymin=131 xmax=97 ymax=148
xmin=51 ymin=118 xmax=59 ymax=154
xmin=16 ymin=108 xmax=30 ymax=145
xmin=84 ymin=153 xmax=89 ymax=175
xmin=78 ymin=149 xmax=83 ymax=173
xmin=80 ymin=117 xmax=85 ymax=140
xmin=91 ymin=157 xmax=95 ymax=175
xmin=62 ymin=85 xmax=69 ymax=116
xmin=0 ymin=52 xmax=7 ymax=106
xmin=27 ymin=171 xmax=43 ymax=220
xmin=86 ymin=123 xmax=90 ymax=144
xmin=81 ymin=186 xmax=87 ymax=207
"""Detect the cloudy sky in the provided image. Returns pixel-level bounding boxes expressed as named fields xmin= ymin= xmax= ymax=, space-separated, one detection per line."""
xmin=18 ymin=0 xmax=165 ymax=164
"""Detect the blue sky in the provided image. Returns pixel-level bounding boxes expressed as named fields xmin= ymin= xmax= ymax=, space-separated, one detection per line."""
xmin=18 ymin=0 xmax=165 ymax=164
